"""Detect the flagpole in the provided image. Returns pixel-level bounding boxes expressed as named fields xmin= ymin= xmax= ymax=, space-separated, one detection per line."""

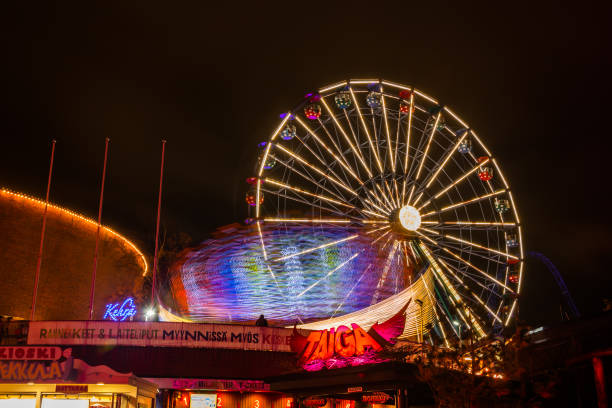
xmin=152 ymin=140 xmax=166 ymax=308
xmin=30 ymin=139 xmax=57 ymax=321
xmin=89 ymin=137 xmax=110 ymax=320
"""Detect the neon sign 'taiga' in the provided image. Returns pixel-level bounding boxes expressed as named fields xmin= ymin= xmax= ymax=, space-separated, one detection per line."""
xmin=103 ymin=297 xmax=137 ymax=321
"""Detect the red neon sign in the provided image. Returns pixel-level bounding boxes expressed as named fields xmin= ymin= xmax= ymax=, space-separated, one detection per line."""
xmin=290 ymin=303 xmax=409 ymax=371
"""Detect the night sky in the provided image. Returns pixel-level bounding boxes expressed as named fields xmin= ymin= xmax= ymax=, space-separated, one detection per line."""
xmin=1 ymin=2 xmax=610 ymax=326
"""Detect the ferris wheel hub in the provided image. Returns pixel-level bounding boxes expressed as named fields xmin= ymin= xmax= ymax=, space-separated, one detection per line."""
xmin=398 ymin=205 xmax=421 ymax=231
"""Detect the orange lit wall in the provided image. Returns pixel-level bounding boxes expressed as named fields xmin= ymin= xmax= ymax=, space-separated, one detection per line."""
xmin=0 ymin=189 xmax=148 ymax=320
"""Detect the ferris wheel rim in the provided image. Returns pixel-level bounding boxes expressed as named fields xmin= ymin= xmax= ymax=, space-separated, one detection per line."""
xmin=250 ymin=78 xmax=524 ymax=338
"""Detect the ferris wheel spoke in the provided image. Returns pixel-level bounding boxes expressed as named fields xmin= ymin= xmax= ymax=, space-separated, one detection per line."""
xmin=296 ymin=251 xmax=362 ymax=298
xmin=342 ymin=110 xmax=370 ymax=171
xmin=421 ymin=221 xmax=516 ymax=230
xmin=364 ymin=198 xmax=391 ymax=216
xmin=418 ymin=158 xmax=490 ymax=211
xmin=413 ymin=131 xmax=469 ymax=206
xmin=260 ymin=187 xmax=359 ymax=220
xmin=361 ymin=208 xmax=389 ymax=219
xmin=295 ymin=117 xmax=363 ymax=185
xmin=375 ymin=182 xmax=395 ymax=209
xmin=421 ymin=242 xmax=485 ymax=338
xmin=435 ymin=260 xmax=502 ymax=326
xmin=420 ymin=129 xmax=470 ymax=198
xmin=437 ymin=257 xmax=503 ymax=302
xmin=293 ymin=133 xmax=358 ymax=192
xmin=268 ymin=153 xmax=353 ymax=204
xmin=349 ymin=87 xmax=384 ymax=173
xmin=264 ymin=178 xmax=355 ymax=210
xmin=272 ymin=145 xmax=359 ymax=198
xmin=415 ymin=231 xmax=515 ymax=293
xmin=392 ymin=178 xmax=402 ymax=208
xmin=383 ymin=179 xmax=400 ymax=208
xmin=402 ymin=94 xmax=415 ymax=175
xmin=419 ymin=227 xmax=518 ymax=260
xmin=393 ymin=102 xmax=402 ymax=174
xmin=320 ymin=98 xmax=373 ymax=178
xmin=380 ymin=91 xmax=395 ymax=172
xmin=317 ymin=118 xmax=356 ymax=175
xmin=365 ymin=185 xmax=393 ymax=212
xmin=262 ymin=217 xmax=352 ymax=224
xmin=420 ymin=189 xmax=506 ymax=218
xmin=410 ymin=113 xmax=442 ymax=198
xmin=420 ymin=228 xmax=509 ymax=265
xmin=505 ymin=299 xmax=518 ymax=326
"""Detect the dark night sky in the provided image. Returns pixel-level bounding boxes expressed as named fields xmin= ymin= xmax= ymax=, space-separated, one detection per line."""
xmin=1 ymin=2 xmax=610 ymax=326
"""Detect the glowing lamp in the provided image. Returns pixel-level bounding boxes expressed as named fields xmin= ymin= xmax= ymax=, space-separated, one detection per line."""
xmin=246 ymin=192 xmax=264 ymax=206
xmin=280 ymin=124 xmax=297 ymax=141
xmin=494 ymin=198 xmax=510 ymax=213
xmin=304 ymin=104 xmax=321 ymax=120
xmin=246 ymin=177 xmax=260 ymax=185
xmin=508 ymin=273 xmax=519 ymax=284
xmin=334 ymin=91 xmax=352 ymax=109
xmin=457 ymin=138 xmax=472 ymax=154
xmin=398 ymin=205 xmax=421 ymax=231
xmin=366 ymin=92 xmax=382 ymax=109
xmin=436 ymin=117 xmax=446 ymax=131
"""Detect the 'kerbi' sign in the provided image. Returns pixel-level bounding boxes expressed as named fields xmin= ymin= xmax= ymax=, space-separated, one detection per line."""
xmin=28 ymin=321 xmax=294 ymax=352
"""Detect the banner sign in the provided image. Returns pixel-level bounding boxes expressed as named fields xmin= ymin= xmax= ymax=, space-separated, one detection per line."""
xmin=28 ymin=321 xmax=295 ymax=352
xmin=0 ymin=346 xmax=61 ymax=361
xmin=149 ymin=378 xmax=270 ymax=391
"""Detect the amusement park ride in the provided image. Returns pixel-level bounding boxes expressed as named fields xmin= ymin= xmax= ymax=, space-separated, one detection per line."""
xmin=169 ymin=78 xmax=538 ymax=347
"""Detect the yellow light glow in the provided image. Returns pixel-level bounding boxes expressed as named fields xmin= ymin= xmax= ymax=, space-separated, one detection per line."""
xmin=399 ymin=205 xmax=421 ymax=231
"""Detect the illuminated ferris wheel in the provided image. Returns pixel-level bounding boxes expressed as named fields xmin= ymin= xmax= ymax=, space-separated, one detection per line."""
xmin=247 ymin=79 xmax=524 ymax=344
